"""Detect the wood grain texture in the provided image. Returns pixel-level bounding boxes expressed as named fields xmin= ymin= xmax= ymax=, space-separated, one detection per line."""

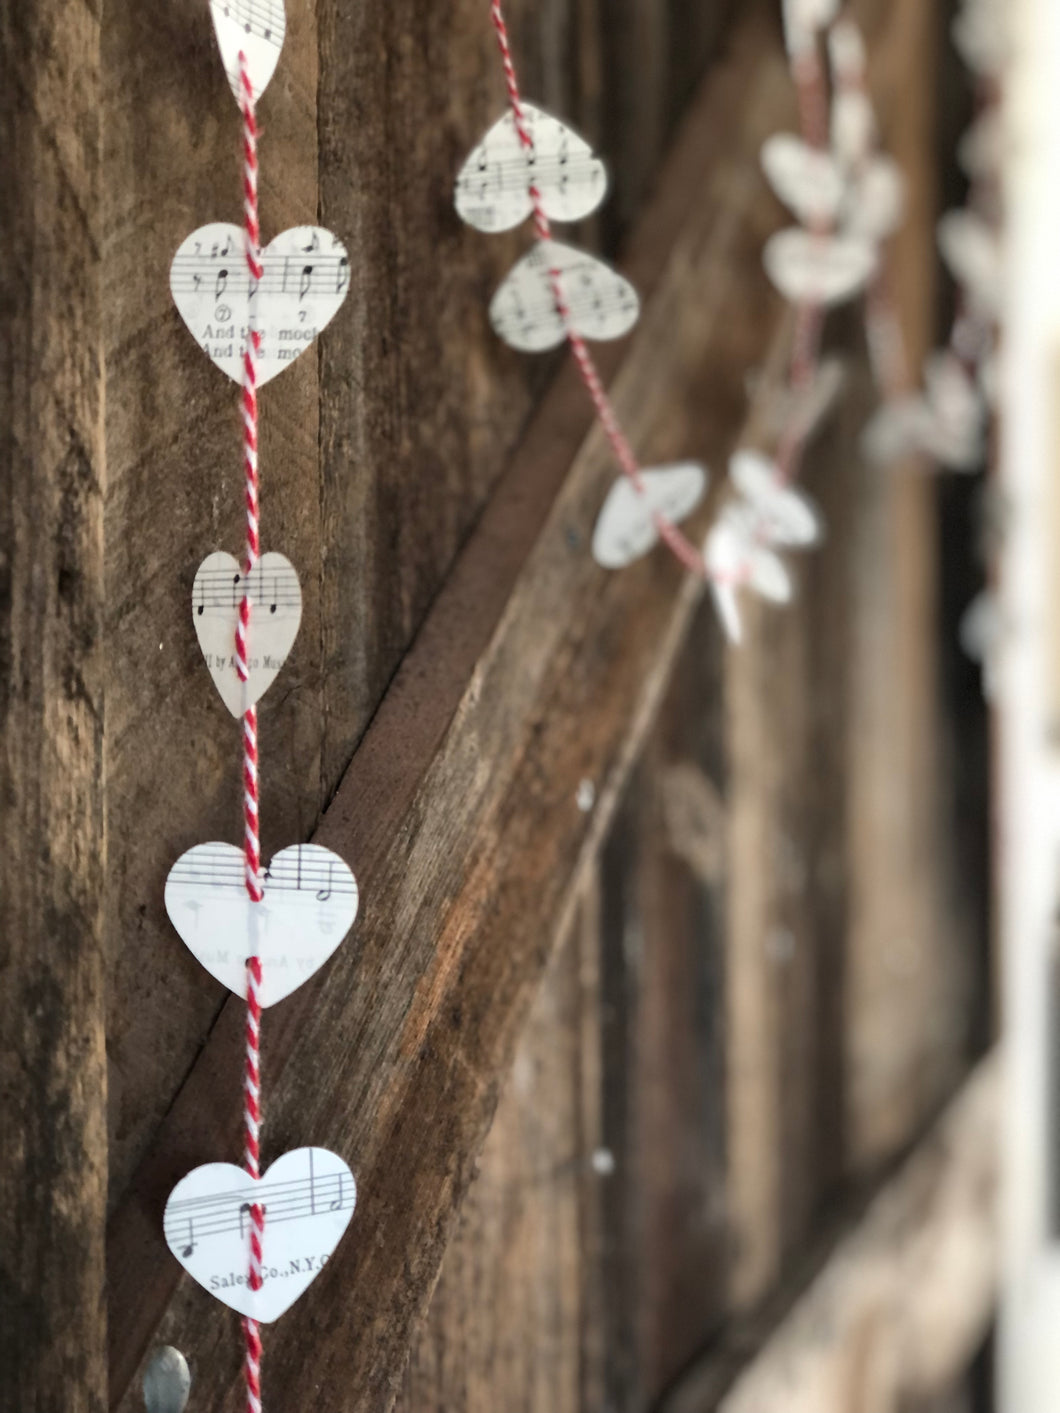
xmin=106 ymin=12 xmax=795 ymax=1408
xmin=661 ymin=1053 xmax=998 ymax=1413
xmin=0 ymin=1 xmax=108 ymax=1408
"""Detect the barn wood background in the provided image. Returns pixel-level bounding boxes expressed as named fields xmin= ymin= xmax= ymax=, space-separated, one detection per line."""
xmin=0 ymin=0 xmax=995 ymax=1409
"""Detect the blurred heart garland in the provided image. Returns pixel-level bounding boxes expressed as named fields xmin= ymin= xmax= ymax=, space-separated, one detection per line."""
xmin=463 ymin=0 xmax=1003 ymax=648
xmin=161 ymin=5 xmax=359 ymax=1410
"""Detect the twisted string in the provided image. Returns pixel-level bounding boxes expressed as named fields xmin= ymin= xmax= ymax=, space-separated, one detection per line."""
xmin=488 ymin=0 xmax=711 ymax=580
xmin=238 ymin=49 xmax=266 ymax=1413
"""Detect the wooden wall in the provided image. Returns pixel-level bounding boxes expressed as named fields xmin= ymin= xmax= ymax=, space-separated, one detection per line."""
xmin=0 ymin=0 xmax=994 ymax=1408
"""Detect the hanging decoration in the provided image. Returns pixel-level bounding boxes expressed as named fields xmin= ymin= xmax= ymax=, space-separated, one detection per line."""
xmin=160 ymin=6 xmax=358 ymax=1411
xmin=460 ymin=0 xmax=919 ymax=644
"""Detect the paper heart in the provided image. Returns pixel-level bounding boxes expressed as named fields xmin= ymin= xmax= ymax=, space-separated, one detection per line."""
xmin=729 ymin=450 xmax=821 ymax=549
xmin=958 ymin=112 xmax=1002 ymax=182
xmin=781 ymin=0 xmax=840 ymax=55
xmin=210 ymin=0 xmax=286 ymax=103
xmin=705 ymin=506 xmax=792 ymax=645
xmin=165 ymin=842 xmax=358 ymax=1006
xmin=489 ymin=240 xmax=640 ymax=353
xmin=760 ymin=135 xmax=844 ymax=228
xmin=764 ymin=228 xmax=877 ymax=306
xmin=937 ymin=211 xmax=1002 ymax=321
xmin=591 ymin=463 xmax=707 ymax=569
xmin=831 ymin=91 xmax=876 ymax=171
xmin=842 ymin=157 xmax=905 ymax=244
xmin=171 ymin=223 xmax=350 ymax=385
xmin=193 ymin=552 xmax=302 ymax=717
xmin=165 ymin=1148 xmax=355 ymax=1322
xmin=455 ymin=103 xmax=607 ymax=234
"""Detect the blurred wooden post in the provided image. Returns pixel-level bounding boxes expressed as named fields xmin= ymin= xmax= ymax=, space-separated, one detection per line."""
xmin=0 ymin=3 xmax=108 ymax=1408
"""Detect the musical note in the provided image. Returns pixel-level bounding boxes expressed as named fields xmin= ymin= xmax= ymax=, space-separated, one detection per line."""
xmin=299 ymin=265 xmax=314 ymax=300
xmin=182 ymin=1219 xmax=196 ymax=1258
xmin=489 ymin=240 xmax=640 ymax=354
xmin=165 ymin=1147 xmax=357 ymax=1323
xmin=316 ymin=859 xmax=334 ymax=903
xmin=455 ymin=103 xmax=607 ymax=233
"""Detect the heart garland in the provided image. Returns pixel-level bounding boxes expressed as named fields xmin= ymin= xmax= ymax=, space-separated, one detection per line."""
xmin=163 ymin=13 xmax=358 ymax=1411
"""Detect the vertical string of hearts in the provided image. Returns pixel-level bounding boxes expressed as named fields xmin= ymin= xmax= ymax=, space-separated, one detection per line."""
xmin=161 ymin=6 xmax=359 ymax=1409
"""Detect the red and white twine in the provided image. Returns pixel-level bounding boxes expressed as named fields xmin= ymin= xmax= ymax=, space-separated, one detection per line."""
xmin=238 ymin=51 xmax=266 ymax=1413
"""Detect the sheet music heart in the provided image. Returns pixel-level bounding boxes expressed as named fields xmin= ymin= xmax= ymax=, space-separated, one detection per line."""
xmin=171 ymin=223 xmax=350 ymax=385
xmin=591 ymin=463 xmax=707 ymax=569
xmin=937 ymin=211 xmax=1002 ymax=321
xmin=164 ymin=1148 xmax=356 ymax=1322
xmin=760 ymin=136 xmax=844 ymax=228
xmin=192 ymin=551 xmax=302 ymax=717
xmin=763 ymin=228 xmax=877 ymax=306
xmin=705 ymin=505 xmax=793 ymax=645
xmin=489 ymin=240 xmax=640 ymax=353
xmin=210 ymin=0 xmax=287 ymax=104
xmin=729 ymin=450 xmax=821 ymax=548
xmin=781 ymin=0 xmax=840 ymax=55
xmin=841 ymin=156 xmax=905 ymax=244
xmin=455 ymin=103 xmax=607 ymax=234
xmin=165 ymin=842 xmax=358 ymax=1006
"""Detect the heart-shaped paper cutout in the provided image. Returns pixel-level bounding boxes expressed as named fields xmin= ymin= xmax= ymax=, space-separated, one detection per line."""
xmin=761 ymin=135 xmax=844 ymax=228
xmin=455 ymin=104 xmax=607 ymax=234
xmin=193 ymin=551 xmax=302 ymax=717
xmin=937 ymin=211 xmax=1002 ymax=321
xmin=764 ymin=228 xmax=877 ymax=306
xmin=841 ymin=156 xmax=905 ymax=244
xmin=210 ymin=0 xmax=286 ymax=103
xmin=165 ymin=1148 xmax=355 ymax=1322
xmin=165 ymin=842 xmax=358 ymax=1006
xmin=591 ymin=463 xmax=707 ymax=569
xmin=171 ymin=223 xmax=350 ymax=385
xmin=729 ymin=450 xmax=821 ymax=548
xmin=831 ymin=91 xmax=876 ymax=171
xmin=489 ymin=240 xmax=640 ymax=353
xmin=705 ymin=506 xmax=793 ymax=645
xmin=781 ymin=0 xmax=840 ymax=55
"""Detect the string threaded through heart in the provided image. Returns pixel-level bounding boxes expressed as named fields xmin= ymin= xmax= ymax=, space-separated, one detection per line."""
xmin=239 ymin=49 xmax=266 ymax=1413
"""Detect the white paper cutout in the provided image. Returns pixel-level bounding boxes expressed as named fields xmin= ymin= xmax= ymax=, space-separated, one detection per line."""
xmin=705 ymin=506 xmax=793 ymax=645
xmin=763 ymin=228 xmax=877 ymax=306
xmin=959 ymin=590 xmax=1003 ymax=701
xmin=489 ymin=240 xmax=640 ymax=353
xmin=591 ymin=463 xmax=707 ymax=569
xmin=455 ymin=104 xmax=607 ymax=234
xmin=763 ymin=356 xmax=846 ymax=443
xmin=842 ymin=156 xmax=905 ymax=244
xmin=210 ymin=0 xmax=287 ymax=104
xmin=193 ymin=551 xmax=302 ymax=717
xmin=760 ymin=135 xmax=844 ymax=228
xmin=165 ymin=842 xmax=358 ymax=1006
xmin=952 ymin=0 xmax=1007 ymax=77
xmin=831 ymin=90 xmax=876 ymax=170
xmin=861 ymin=397 xmax=928 ymax=466
xmin=171 ymin=223 xmax=350 ymax=385
xmin=164 ymin=1148 xmax=355 ymax=1323
xmin=827 ymin=18 xmax=867 ymax=81
xmin=958 ymin=112 xmax=1002 ymax=182
xmin=861 ymin=353 xmax=984 ymax=470
xmin=937 ymin=211 xmax=1002 ymax=321
xmin=781 ymin=0 xmax=840 ymax=56
xmin=729 ymin=450 xmax=821 ymax=548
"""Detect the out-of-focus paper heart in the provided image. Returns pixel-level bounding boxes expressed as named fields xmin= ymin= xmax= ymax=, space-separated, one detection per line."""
xmin=764 ymin=228 xmax=877 ymax=306
xmin=861 ymin=353 xmax=984 ymax=470
xmin=171 ymin=223 xmax=350 ymax=385
xmin=842 ymin=156 xmax=905 ymax=244
xmin=781 ymin=0 xmax=840 ymax=55
xmin=193 ymin=551 xmax=302 ymax=717
xmin=705 ymin=505 xmax=793 ymax=645
xmin=831 ymin=91 xmax=876 ymax=170
xmin=455 ymin=104 xmax=607 ymax=234
xmin=937 ymin=211 xmax=1002 ymax=321
xmin=165 ymin=1148 xmax=355 ymax=1322
xmin=489 ymin=240 xmax=640 ymax=353
xmin=729 ymin=450 xmax=822 ymax=548
xmin=952 ymin=1 xmax=1007 ymax=77
xmin=591 ymin=463 xmax=707 ymax=568
xmin=210 ymin=0 xmax=286 ymax=103
xmin=165 ymin=842 xmax=358 ymax=1006
xmin=761 ymin=135 xmax=844 ymax=228
xmin=958 ymin=112 xmax=1002 ymax=182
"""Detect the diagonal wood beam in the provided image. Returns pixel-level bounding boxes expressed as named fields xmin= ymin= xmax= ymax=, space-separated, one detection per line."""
xmin=106 ymin=6 xmax=833 ymax=1409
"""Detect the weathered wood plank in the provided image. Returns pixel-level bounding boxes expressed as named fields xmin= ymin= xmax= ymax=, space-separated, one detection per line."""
xmin=107 ymin=10 xmax=791 ymax=1407
xmin=0 ymin=1 xmax=108 ymax=1407
xmin=660 ymin=1053 xmax=998 ymax=1413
